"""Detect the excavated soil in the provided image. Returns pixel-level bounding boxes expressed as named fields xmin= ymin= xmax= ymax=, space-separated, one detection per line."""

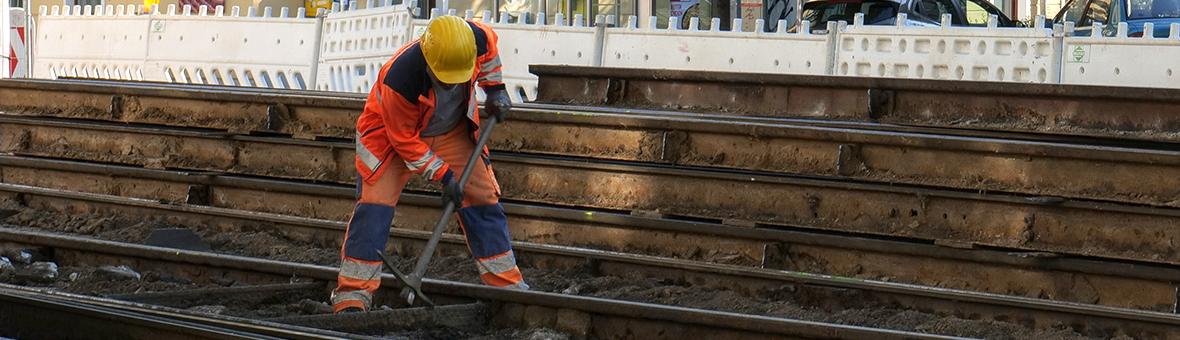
xmin=388 ymin=327 xmax=570 ymax=340
xmin=0 ymin=264 xmax=209 ymax=296
xmin=0 ymin=203 xmax=1109 ymax=339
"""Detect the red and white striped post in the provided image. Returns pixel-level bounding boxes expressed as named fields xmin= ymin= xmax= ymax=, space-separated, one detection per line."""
xmin=6 ymin=8 xmax=28 ymax=78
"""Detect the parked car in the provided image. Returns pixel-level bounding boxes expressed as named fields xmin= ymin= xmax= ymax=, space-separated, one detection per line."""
xmin=1054 ymin=0 xmax=1180 ymax=37
xmin=797 ymin=0 xmax=1023 ymax=32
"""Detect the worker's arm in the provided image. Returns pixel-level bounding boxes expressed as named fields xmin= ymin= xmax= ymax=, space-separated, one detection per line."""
xmin=374 ymin=76 xmax=452 ymax=183
xmin=467 ymin=20 xmax=511 ymax=122
xmin=468 ymin=21 xmax=506 ymax=92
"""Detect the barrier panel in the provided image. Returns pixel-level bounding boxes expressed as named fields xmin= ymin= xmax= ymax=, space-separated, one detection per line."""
xmin=32 ymin=4 xmax=319 ymax=89
xmin=835 ymin=14 xmax=1058 ymax=83
xmin=1060 ymin=23 xmax=1180 ymax=88
xmin=34 ymin=5 xmax=152 ymax=81
xmin=315 ymin=5 xmax=587 ymax=102
xmin=485 ymin=12 xmax=599 ymax=101
xmin=25 ymin=4 xmax=1180 ymax=92
xmin=145 ymin=5 xmax=320 ymax=89
xmin=315 ymin=1 xmax=415 ymax=92
xmin=603 ymin=16 xmax=832 ymax=76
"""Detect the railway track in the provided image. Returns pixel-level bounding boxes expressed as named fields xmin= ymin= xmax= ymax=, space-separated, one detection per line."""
xmin=3 ymin=115 xmax=1180 ymax=270
xmin=1 ymin=74 xmax=1179 ymax=338
xmin=0 ymin=212 xmax=977 ymax=339
xmin=2 ymin=183 xmax=1180 ymax=338
xmin=3 ymin=79 xmax=1179 ymax=208
xmin=0 ymin=283 xmax=348 ymax=339
xmin=2 ymin=153 xmax=1178 ymax=314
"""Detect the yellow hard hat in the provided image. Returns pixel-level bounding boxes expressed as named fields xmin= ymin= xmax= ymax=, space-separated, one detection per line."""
xmin=421 ymin=16 xmax=476 ymax=84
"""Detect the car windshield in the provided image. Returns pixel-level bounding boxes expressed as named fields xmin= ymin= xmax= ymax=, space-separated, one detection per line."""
xmin=803 ymin=0 xmax=902 ymax=27
xmin=1127 ymin=0 xmax=1180 ymax=19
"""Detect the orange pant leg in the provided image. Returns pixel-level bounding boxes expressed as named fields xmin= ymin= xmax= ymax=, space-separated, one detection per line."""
xmin=422 ymin=124 xmax=527 ymax=289
xmin=331 ymin=157 xmax=412 ymax=312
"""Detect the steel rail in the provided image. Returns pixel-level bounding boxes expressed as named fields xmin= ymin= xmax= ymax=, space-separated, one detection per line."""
xmin=30 ymin=77 xmax=1180 ymax=151
xmin=530 ymin=65 xmax=1180 ymax=143
xmin=2 ymin=188 xmax=1178 ymax=338
xmin=0 ymin=286 xmax=310 ymax=340
xmin=0 ymin=228 xmax=967 ymax=340
xmin=3 ymin=116 xmax=1180 ymax=267
xmin=7 ymin=78 xmax=1180 ymax=153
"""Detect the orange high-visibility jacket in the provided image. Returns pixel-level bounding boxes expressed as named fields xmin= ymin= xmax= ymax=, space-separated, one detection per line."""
xmin=355 ymin=20 xmax=504 ymax=184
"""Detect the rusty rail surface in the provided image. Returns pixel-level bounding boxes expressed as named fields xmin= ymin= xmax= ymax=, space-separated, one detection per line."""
xmin=0 ymin=227 xmax=970 ymax=340
xmin=2 ymin=79 xmax=1179 ymax=208
xmin=1 ymin=156 xmax=1179 ymax=313
xmin=3 ymin=185 xmax=1180 ymax=339
xmin=3 ymin=116 xmax=1180 ymax=267
xmin=0 ymin=285 xmax=329 ymax=340
xmin=530 ymin=65 xmax=1180 ymax=142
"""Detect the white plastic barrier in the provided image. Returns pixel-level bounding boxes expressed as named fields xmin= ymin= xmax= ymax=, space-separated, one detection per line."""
xmin=146 ymin=5 xmax=320 ymax=89
xmin=34 ymin=5 xmax=152 ymax=80
xmin=27 ymin=4 xmax=1180 ymax=92
xmin=603 ymin=16 xmax=832 ymax=76
xmin=485 ymin=12 xmax=599 ymax=101
xmin=393 ymin=10 xmax=598 ymax=101
xmin=8 ymin=8 xmax=28 ymax=78
xmin=33 ymin=4 xmax=320 ymax=89
xmin=315 ymin=1 xmax=415 ymax=92
xmin=1060 ymin=23 xmax=1180 ymax=88
xmin=836 ymin=14 xmax=1058 ymax=83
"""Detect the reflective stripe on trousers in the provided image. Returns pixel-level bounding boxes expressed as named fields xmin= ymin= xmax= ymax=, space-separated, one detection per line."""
xmin=331 ymin=288 xmax=373 ymax=311
xmin=475 ymin=250 xmax=528 ymax=289
xmin=340 ymin=258 xmax=382 ymax=281
xmin=476 ymin=250 xmax=517 ymax=276
xmin=332 ymin=257 xmax=382 ymax=311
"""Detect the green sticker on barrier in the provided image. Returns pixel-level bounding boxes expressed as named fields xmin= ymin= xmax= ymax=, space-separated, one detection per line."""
xmin=1068 ymin=44 xmax=1090 ymax=63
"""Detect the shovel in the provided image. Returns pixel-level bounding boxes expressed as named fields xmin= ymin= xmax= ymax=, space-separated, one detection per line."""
xmin=380 ymin=115 xmax=502 ymax=307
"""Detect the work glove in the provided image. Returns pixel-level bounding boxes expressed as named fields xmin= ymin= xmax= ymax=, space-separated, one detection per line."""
xmin=485 ymin=89 xmax=512 ymax=122
xmin=439 ymin=169 xmax=464 ymax=208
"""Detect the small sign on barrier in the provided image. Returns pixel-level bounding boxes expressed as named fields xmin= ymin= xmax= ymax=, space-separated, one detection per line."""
xmin=151 ymin=20 xmax=166 ymax=33
xmin=1067 ymin=44 xmax=1090 ymax=63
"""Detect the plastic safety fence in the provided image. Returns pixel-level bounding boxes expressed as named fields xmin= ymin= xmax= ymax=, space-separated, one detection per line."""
xmin=25 ymin=3 xmax=1180 ymax=92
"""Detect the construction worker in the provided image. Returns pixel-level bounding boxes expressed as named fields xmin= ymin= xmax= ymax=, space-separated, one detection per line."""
xmin=331 ymin=15 xmax=525 ymax=313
